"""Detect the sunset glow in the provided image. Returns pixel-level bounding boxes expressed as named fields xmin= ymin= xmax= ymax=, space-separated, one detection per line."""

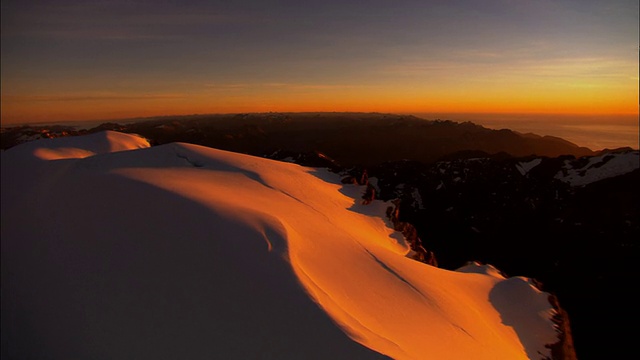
xmin=1 ymin=1 xmax=638 ymax=128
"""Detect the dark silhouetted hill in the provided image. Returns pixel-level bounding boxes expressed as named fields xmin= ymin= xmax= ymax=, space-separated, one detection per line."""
xmin=13 ymin=112 xmax=590 ymax=165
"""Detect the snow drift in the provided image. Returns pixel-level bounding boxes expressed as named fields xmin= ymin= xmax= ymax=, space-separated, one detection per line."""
xmin=2 ymin=131 xmax=559 ymax=359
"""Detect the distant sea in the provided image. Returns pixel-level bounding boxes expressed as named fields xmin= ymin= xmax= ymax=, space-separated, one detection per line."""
xmin=411 ymin=113 xmax=639 ymax=151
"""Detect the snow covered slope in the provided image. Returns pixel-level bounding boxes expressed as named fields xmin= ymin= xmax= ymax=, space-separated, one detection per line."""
xmin=7 ymin=130 xmax=150 ymax=161
xmin=555 ymin=150 xmax=639 ymax=186
xmin=2 ymin=131 xmax=558 ymax=359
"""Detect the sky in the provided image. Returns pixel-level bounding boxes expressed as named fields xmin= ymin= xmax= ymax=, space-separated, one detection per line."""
xmin=1 ymin=0 xmax=638 ymax=127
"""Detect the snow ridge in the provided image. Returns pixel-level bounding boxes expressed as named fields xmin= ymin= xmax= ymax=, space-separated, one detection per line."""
xmin=2 ymin=131 xmax=559 ymax=360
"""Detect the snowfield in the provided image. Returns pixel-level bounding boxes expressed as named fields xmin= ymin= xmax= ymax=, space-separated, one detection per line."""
xmin=2 ymin=131 xmax=559 ymax=359
xmin=516 ymin=158 xmax=543 ymax=176
xmin=555 ymin=150 xmax=639 ymax=186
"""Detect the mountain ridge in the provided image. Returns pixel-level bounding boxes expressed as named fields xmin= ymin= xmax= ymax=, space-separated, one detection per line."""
xmin=1 ymin=112 xmax=597 ymax=166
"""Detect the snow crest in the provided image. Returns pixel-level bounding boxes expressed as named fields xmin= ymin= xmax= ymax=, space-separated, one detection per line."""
xmin=4 ymin=130 xmax=150 ymax=160
xmin=2 ymin=132 xmax=558 ymax=360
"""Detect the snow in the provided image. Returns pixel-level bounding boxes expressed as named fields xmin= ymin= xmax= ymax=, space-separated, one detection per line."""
xmin=410 ymin=188 xmax=424 ymax=210
xmin=368 ymin=176 xmax=380 ymax=193
xmin=555 ymin=151 xmax=639 ymax=186
xmin=457 ymin=261 xmax=505 ymax=278
xmin=6 ymin=130 xmax=150 ymax=161
xmin=516 ymin=158 xmax=542 ymax=176
xmin=2 ymin=131 xmax=559 ymax=360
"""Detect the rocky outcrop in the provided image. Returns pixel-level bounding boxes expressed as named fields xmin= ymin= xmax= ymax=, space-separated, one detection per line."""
xmin=1 ymin=125 xmax=88 ymax=149
xmin=341 ymin=168 xmax=437 ymax=266
xmin=546 ymin=294 xmax=578 ymax=360
xmin=362 ymin=184 xmax=376 ymax=205
xmin=386 ymin=200 xmax=437 ymax=266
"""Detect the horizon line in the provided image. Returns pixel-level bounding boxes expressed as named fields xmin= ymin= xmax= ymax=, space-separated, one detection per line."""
xmin=2 ymin=110 xmax=638 ymax=127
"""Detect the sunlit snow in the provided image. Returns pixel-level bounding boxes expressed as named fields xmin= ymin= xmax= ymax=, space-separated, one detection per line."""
xmin=2 ymin=131 xmax=559 ymax=359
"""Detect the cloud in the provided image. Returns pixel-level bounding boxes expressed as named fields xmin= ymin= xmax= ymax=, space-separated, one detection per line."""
xmin=513 ymin=57 xmax=635 ymax=79
xmin=379 ymin=51 xmax=635 ymax=82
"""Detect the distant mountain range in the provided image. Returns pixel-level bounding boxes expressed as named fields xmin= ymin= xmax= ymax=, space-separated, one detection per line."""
xmin=1 ymin=112 xmax=607 ymax=164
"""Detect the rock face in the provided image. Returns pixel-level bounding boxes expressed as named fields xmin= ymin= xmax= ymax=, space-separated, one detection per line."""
xmin=1 ymin=125 xmax=87 ymax=148
xmin=547 ymin=295 xmax=577 ymax=360
xmin=386 ymin=201 xmax=438 ymax=266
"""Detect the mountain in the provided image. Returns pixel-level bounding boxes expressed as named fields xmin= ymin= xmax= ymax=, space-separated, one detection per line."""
xmin=4 ymin=114 xmax=633 ymax=358
xmin=1 ymin=113 xmax=596 ymax=165
xmin=355 ymin=150 xmax=638 ymax=360
xmin=2 ymin=131 xmax=564 ymax=359
xmin=554 ymin=150 xmax=639 ymax=186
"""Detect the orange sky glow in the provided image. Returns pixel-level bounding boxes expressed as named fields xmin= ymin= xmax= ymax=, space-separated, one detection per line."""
xmin=2 ymin=78 xmax=637 ymax=123
xmin=1 ymin=0 xmax=638 ymax=139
